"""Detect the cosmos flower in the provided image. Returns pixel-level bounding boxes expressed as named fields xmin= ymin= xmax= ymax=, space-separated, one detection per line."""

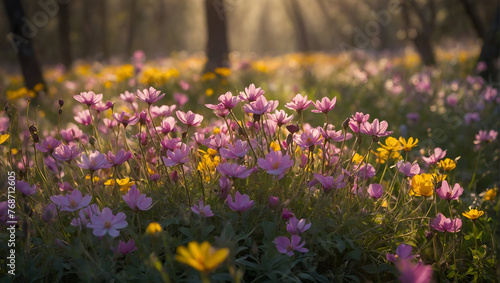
xmin=227 ymin=191 xmax=254 ymax=212
xmin=387 ymin=244 xmax=414 ymax=263
xmin=87 ymin=207 xmax=128 ymax=238
xmin=312 ymin=96 xmax=337 ymax=114
xmin=436 ymin=180 xmax=463 ymax=201
xmin=216 ymin=163 xmax=254 ymax=179
xmin=122 ymin=185 xmax=153 ymax=211
xmin=73 ymin=91 xmax=103 ymax=106
xmin=50 ymin=190 xmax=92 ymax=212
xmin=284 ymin=93 xmax=312 ymax=113
xmin=137 ymin=86 xmax=165 ymax=105
xmin=274 ymin=235 xmax=308 ymax=256
xmin=191 ymin=200 xmax=214 ymax=217
xmin=430 ymin=213 xmax=462 ymax=233
xmin=286 ymin=217 xmax=312 ymax=234
xmin=77 ymin=151 xmax=113 ymax=171
xmin=176 ymin=110 xmax=204 ymax=127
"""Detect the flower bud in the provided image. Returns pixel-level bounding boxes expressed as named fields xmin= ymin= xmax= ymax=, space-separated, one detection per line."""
xmin=268 ymin=196 xmax=279 ymax=209
xmin=58 ymin=99 xmax=64 ymax=108
xmin=342 ymin=118 xmax=349 ymax=130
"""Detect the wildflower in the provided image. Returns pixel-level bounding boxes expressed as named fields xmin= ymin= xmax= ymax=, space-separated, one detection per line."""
xmin=191 ymin=200 xmax=214 ymax=217
xmin=217 ymin=91 xmax=240 ymax=109
xmin=430 ymin=213 xmax=462 ymax=233
xmin=397 ymin=260 xmax=433 ymax=283
xmin=70 ymin=204 xmax=100 ymax=229
xmin=218 ymin=176 xmax=231 ymax=199
xmin=88 ymin=207 xmax=128 ymax=237
xmin=0 ymin=134 xmax=9 ymax=145
xmin=312 ymin=96 xmax=337 ymax=114
xmin=50 ymin=190 xmax=92 ymax=212
xmin=436 ymin=180 xmax=463 ymax=201
xmin=160 ymin=137 xmax=182 ymax=151
xmin=321 ymin=128 xmax=353 ymax=142
xmin=267 ymin=109 xmax=294 ymax=127
xmin=73 ymin=91 xmax=103 ymax=106
xmin=175 ymin=241 xmax=229 ymax=273
xmin=53 ymin=144 xmax=80 ymax=162
xmin=422 ymin=147 xmax=447 ymax=165
xmin=274 ymin=235 xmax=308 ymax=256
xmin=397 ymin=161 xmax=420 ymax=178
xmin=268 ymin=196 xmax=279 ymax=209
xmin=42 ymin=203 xmax=57 ymax=223
xmin=156 ymin=117 xmax=177 ymax=134
xmin=484 ymin=188 xmax=497 ymax=201
xmin=438 ymin=158 xmax=456 ymax=171
xmin=285 ymin=93 xmax=312 ymax=113
xmin=386 ymin=244 xmax=414 ymax=263
xmin=257 ymin=150 xmax=294 ymax=177
xmin=151 ymin=105 xmax=176 ymax=118
xmin=204 ymin=132 xmax=230 ymax=150
xmin=474 ymin=129 xmax=498 ymax=145
xmin=286 ymin=217 xmax=312 ymax=234
xmin=227 ymin=191 xmax=254 ymax=212
xmin=116 ymin=178 xmax=136 ymax=192
xmin=294 ymin=128 xmax=324 ymax=149
xmin=120 ymin=91 xmax=135 ymax=103
xmin=113 ymin=111 xmax=140 ymax=127
xmin=380 ymin=137 xmax=402 ymax=152
xmin=216 ymin=163 xmax=254 ymax=179
xmin=462 ymin=208 xmax=484 ymax=220
xmin=313 ymin=173 xmax=346 ymax=193
xmin=112 ymin=239 xmax=137 ymax=255
xmin=367 ymin=183 xmax=384 ymax=199
xmin=35 ymin=137 xmax=61 ymax=153
xmin=174 ymin=93 xmax=188 ymax=106
xmin=17 ymin=180 xmax=37 ymax=196
xmin=270 ymin=141 xmax=281 ymax=151
xmin=92 ymin=100 xmax=113 ymax=112
xmin=123 ymin=185 xmax=152 ymax=211
xmin=354 ymin=164 xmax=376 ymax=180
xmin=145 ymin=222 xmax=162 ymax=235
xmin=243 ymin=95 xmax=277 ymax=115
xmin=409 ymin=173 xmax=436 ymax=197
xmin=399 ymin=137 xmax=418 ymax=152
xmin=58 ymin=182 xmax=74 ymax=192
xmin=162 ymin=144 xmax=190 ymax=166
xmin=282 ymin=208 xmax=295 ymax=220
xmin=220 ymin=140 xmax=248 ymax=159
xmin=176 ymin=110 xmax=204 ymax=127
xmin=137 ymin=86 xmax=165 ymax=105
xmin=352 ymin=153 xmax=364 ymax=164
xmin=239 ymin=83 xmax=265 ymax=102
xmin=360 ymin=119 xmax=393 ymax=137
xmin=349 ymin=112 xmax=370 ymax=133
xmin=106 ymin=149 xmax=132 ymax=166
xmin=77 ymin=151 xmax=113 ymax=171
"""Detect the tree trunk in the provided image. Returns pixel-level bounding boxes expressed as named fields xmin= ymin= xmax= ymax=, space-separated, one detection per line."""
xmin=58 ymin=1 xmax=72 ymax=70
xmin=204 ymin=0 xmax=229 ymax=72
xmin=100 ymin=0 xmax=109 ymax=60
xmin=477 ymin=4 xmax=500 ymax=83
xmin=3 ymin=0 xmax=46 ymax=92
xmin=402 ymin=0 xmax=436 ymax=66
xmin=125 ymin=0 xmax=138 ymax=57
xmin=82 ymin=0 xmax=92 ymax=58
xmin=459 ymin=0 xmax=487 ymax=41
xmin=286 ymin=0 xmax=310 ymax=52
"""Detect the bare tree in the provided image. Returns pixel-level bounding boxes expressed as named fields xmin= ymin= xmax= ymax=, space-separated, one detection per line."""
xmin=401 ymin=0 xmax=436 ymax=66
xmin=204 ymin=0 xmax=229 ymax=72
xmin=58 ymin=0 xmax=72 ymax=70
xmin=3 ymin=0 xmax=46 ymax=92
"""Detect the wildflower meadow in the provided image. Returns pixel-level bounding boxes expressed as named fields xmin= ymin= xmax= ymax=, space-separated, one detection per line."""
xmin=1 ymin=49 xmax=498 ymax=282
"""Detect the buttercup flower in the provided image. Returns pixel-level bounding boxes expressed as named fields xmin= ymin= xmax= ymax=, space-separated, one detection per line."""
xmin=146 ymin=222 xmax=162 ymax=235
xmin=88 ymin=207 xmax=128 ymax=237
xmin=462 ymin=208 xmax=484 ymax=220
xmin=410 ymin=173 xmax=437 ymax=197
xmin=387 ymin=244 xmax=414 ymax=263
xmin=438 ymin=158 xmax=456 ymax=171
xmin=175 ymin=241 xmax=229 ymax=273
xmin=399 ymin=137 xmax=418 ymax=152
xmin=274 ymin=235 xmax=308 ymax=256
xmin=484 ymin=188 xmax=497 ymax=201
xmin=227 ymin=191 xmax=254 ymax=212
xmin=191 ymin=200 xmax=214 ymax=217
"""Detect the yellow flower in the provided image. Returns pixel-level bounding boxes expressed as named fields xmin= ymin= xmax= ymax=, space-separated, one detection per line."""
xmin=11 ymin=148 xmax=18 ymax=155
xmin=175 ymin=241 xmax=229 ymax=273
xmin=201 ymin=72 xmax=216 ymax=81
xmin=399 ymin=137 xmax=418 ymax=152
xmin=205 ymin=88 xmax=214 ymax=96
xmin=116 ymin=178 xmax=136 ymax=192
xmin=212 ymin=127 xmax=220 ymax=134
xmin=270 ymin=141 xmax=281 ymax=151
xmin=214 ymin=67 xmax=231 ymax=77
xmin=0 ymin=134 xmax=9 ymax=145
xmin=352 ymin=153 xmax=364 ymax=164
xmin=380 ymin=137 xmax=402 ymax=152
xmin=410 ymin=173 xmax=437 ymax=197
xmin=484 ymin=188 xmax=497 ymax=201
xmin=462 ymin=208 xmax=484 ymax=220
xmin=85 ymin=175 xmax=100 ymax=182
xmin=146 ymin=222 xmax=162 ymax=235
xmin=207 ymin=148 xmax=218 ymax=156
xmin=373 ymin=148 xmax=389 ymax=164
xmin=104 ymin=179 xmax=116 ymax=186
xmin=33 ymin=83 xmax=44 ymax=92
xmin=439 ymin=158 xmax=456 ymax=171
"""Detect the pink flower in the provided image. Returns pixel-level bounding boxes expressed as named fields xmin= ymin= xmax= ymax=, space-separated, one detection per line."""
xmin=191 ymin=200 xmax=214 ymax=217
xmin=354 ymin=164 xmax=376 ymax=180
xmin=313 ymin=173 xmax=346 ymax=193
xmin=227 ymin=191 xmax=254 ymax=212
xmin=112 ymin=239 xmax=137 ymax=255
xmin=436 ymin=180 xmax=463 ymax=201
xmin=156 ymin=117 xmax=177 ymax=134
xmin=294 ymin=128 xmax=324 ymax=149
xmin=92 ymin=100 xmax=113 ymax=113
xmin=162 ymin=143 xmax=190 ymax=166
xmin=220 ymin=140 xmax=249 ymax=159
xmin=422 ymin=147 xmax=446 ymax=165
xmin=53 ymin=144 xmax=81 ymax=162
xmin=113 ymin=111 xmax=140 ymax=127
xmin=73 ymin=91 xmax=103 ymax=106
xmin=218 ymin=91 xmax=240 ymax=109
xmin=360 ymin=119 xmax=393 ymax=137
xmin=77 ymin=151 xmax=113 ymax=171
xmin=35 ymin=137 xmax=61 ymax=153
xmin=88 ymin=207 xmax=128 ymax=238
xmin=367 ymin=183 xmax=383 ymax=199
xmin=267 ymin=110 xmax=294 ymax=127
xmin=282 ymin=208 xmax=295 ymax=220
xmin=397 ymin=161 xmax=420 ymax=178
xmin=286 ymin=217 xmax=311 ymax=234
xmin=137 ymin=87 xmax=165 ymax=105
xmin=70 ymin=204 xmax=100 ymax=229
xmin=174 ymin=92 xmax=188 ymax=106
xmin=120 ymin=91 xmax=135 ymax=103
xmin=60 ymin=126 xmax=87 ymax=143
xmin=474 ymin=129 xmax=497 ymax=145
xmin=257 ymin=150 xmax=293 ymax=177
xmin=387 ymin=244 xmax=414 ymax=263
xmin=268 ymin=196 xmax=279 ymax=209
xmin=123 ymin=185 xmax=153 ymax=211
xmin=176 ymin=110 xmax=203 ymax=127
xmin=430 ymin=213 xmax=462 ymax=233
xmin=397 ymin=260 xmax=433 ymax=283
xmin=216 ymin=163 xmax=254 ymax=179
xmin=50 ymin=190 xmax=92 ymax=212
xmin=274 ymin=235 xmax=308 ymax=256
xmin=160 ymin=137 xmax=182 ymax=151
xmin=285 ymin=93 xmax=312 ymax=113
xmin=349 ymin=112 xmax=370 ymax=133
xmin=243 ymin=95 xmax=273 ymax=115
xmin=107 ymin=149 xmax=132 ymax=166
xmin=17 ymin=180 xmax=37 ymax=196
xmin=204 ymin=133 xmax=230 ymax=150
xmin=151 ymin=105 xmax=177 ymax=118
xmin=58 ymin=181 xmax=74 ymax=192
xmin=321 ymin=128 xmax=353 ymax=142
xmin=239 ymin=83 xmax=265 ymax=102
xmin=74 ymin=110 xmax=93 ymax=126
xmin=312 ymin=96 xmax=337 ymax=114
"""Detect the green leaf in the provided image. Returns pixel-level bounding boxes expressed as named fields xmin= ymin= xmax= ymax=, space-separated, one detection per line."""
xmin=262 ymin=221 xmax=276 ymax=241
xmin=346 ymin=248 xmax=361 ymax=261
xmin=362 ymin=264 xmax=378 ymax=274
